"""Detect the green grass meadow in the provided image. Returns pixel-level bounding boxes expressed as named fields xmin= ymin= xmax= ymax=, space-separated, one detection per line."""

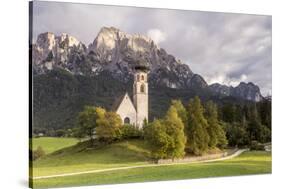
xmin=32 ymin=137 xmax=79 ymax=154
xmin=31 ymin=137 xmax=272 ymax=188
xmin=32 ymin=138 xmax=151 ymax=177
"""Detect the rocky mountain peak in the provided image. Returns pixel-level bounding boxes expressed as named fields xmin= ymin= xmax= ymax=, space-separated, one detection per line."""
xmin=32 ymin=27 xmax=263 ymax=101
xmin=88 ymin=26 xmax=158 ymax=64
xmin=36 ymin=32 xmax=56 ymax=50
xmin=209 ymin=82 xmax=263 ymax=102
xmin=57 ymin=33 xmax=81 ymax=47
xmin=92 ymin=26 xmax=154 ymax=50
xmin=86 ymin=27 xmax=195 ymax=85
xmin=32 ymin=32 xmax=86 ymax=74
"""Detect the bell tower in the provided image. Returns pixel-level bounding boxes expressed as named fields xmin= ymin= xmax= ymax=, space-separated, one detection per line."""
xmin=133 ymin=61 xmax=149 ymax=128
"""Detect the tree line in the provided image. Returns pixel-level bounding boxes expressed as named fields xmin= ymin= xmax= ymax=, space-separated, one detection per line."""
xmin=72 ymin=96 xmax=230 ymax=160
xmin=33 ymin=96 xmax=271 ymax=161
xmin=144 ymin=97 xmax=228 ymax=160
xmin=219 ymin=99 xmax=271 ymax=147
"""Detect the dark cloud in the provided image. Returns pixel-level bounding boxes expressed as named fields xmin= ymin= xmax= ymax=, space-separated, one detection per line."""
xmin=32 ymin=1 xmax=272 ymax=95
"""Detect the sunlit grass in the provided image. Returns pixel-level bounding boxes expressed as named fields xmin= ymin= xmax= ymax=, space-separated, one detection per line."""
xmin=31 ymin=137 xmax=79 ymax=154
xmin=32 ymin=149 xmax=271 ymax=188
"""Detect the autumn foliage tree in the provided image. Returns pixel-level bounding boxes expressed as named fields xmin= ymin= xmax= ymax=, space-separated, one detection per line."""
xmin=96 ymin=111 xmax=123 ymax=142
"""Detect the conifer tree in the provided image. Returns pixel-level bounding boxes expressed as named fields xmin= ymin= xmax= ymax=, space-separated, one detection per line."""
xmin=164 ymin=106 xmax=186 ymax=159
xmin=205 ymin=101 xmax=227 ymax=148
xmin=186 ymin=96 xmax=210 ymax=155
xmin=171 ymin=100 xmax=188 ymax=126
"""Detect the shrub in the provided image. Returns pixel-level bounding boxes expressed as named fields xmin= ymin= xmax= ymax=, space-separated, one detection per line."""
xmin=250 ymin=141 xmax=265 ymax=151
xmin=121 ymin=124 xmax=143 ymax=139
xmin=32 ymin=146 xmax=46 ymax=160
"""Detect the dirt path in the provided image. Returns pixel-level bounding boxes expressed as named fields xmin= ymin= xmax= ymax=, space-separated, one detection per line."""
xmin=33 ymin=149 xmax=248 ymax=180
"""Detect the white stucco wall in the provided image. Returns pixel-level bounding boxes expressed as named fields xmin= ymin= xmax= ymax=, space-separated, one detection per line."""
xmin=116 ymin=93 xmax=137 ymax=125
xmin=133 ymin=72 xmax=148 ymax=128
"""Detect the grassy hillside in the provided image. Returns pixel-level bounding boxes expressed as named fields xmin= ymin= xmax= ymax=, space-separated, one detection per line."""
xmin=32 ymin=137 xmax=79 ymax=154
xmin=33 ymin=151 xmax=271 ymax=188
xmin=32 ymin=139 xmax=151 ymax=177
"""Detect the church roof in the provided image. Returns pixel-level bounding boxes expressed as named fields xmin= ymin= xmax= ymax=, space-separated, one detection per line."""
xmin=111 ymin=92 xmax=135 ymax=112
xmin=134 ymin=60 xmax=150 ymax=72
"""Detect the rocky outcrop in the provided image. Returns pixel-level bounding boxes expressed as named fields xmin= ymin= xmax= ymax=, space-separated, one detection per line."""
xmin=32 ymin=32 xmax=87 ymax=74
xmin=32 ymin=27 xmax=263 ymax=101
xmin=209 ymin=82 xmax=263 ymax=102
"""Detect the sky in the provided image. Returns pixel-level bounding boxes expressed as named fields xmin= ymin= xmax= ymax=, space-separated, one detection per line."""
xmin=32 ymin=1 xmax=272 ymax=96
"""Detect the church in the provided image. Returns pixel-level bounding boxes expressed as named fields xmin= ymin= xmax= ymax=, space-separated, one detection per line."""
xmin=112 ymin=62 xmax=149 ymax=128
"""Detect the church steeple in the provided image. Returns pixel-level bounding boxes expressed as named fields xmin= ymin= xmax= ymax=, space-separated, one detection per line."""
xmin=133 ymin=61 xmax=149 ymax=128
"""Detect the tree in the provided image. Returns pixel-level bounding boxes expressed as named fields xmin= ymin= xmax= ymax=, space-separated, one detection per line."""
xmin=32 ymin=146 xmax=46 ymax=160
xmin=221 ymin=103 xmax=237 ymax=123
xmin=258 ymin=99 xmax=271 ymax=130
xmin=171 ymin=100 xmax=188 ymax=126
xmin=163 ymin=106 xmax=186 ymax=159
xmin=186 ymin=96 xmax=209 ymax=155
xmin=76 ymin=106 xmax=106 ymax=141
xmin=55 ymin=129 xmax=66 ymax=137
xmin=144 ymin=105 xmax=186 ymax=160
xmin=72 ymin=127 xmax=86 ymax=142
xmin=144 ymin=119 xmax=173 ymax=160
xmin=205 ymin=101 xmax=227 ymax=148
xmin=247 ymin=104 xmax=262 ymax=141
xmin=224 ymin=122 xmax=248 ymax=147
xmin=96 ymin=111 xmax=123 ymax=142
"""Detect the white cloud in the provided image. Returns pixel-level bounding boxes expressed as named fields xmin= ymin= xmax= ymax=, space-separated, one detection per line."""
xmin=206 ymin=74 xmax=248 ymax=87
xmin=33 ymin=2 xmax=271 ymax=95
xmin=147 ymin=29 xmax=166 ymax=44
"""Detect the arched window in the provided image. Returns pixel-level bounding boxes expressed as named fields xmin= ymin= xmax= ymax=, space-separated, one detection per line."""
xmin=124 ymin=117 xmax=130 ymax=124
xmin=137 ymin=75 xmax=140 ymax=81
xmin=141 ymin=75 xmax=145 ymax=81
xmin=140 ymin=84 xmax=145 ymax=93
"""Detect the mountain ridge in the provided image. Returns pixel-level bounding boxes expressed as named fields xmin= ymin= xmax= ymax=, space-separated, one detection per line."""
xmin=32 ymin=26 xmax=263 ymax=102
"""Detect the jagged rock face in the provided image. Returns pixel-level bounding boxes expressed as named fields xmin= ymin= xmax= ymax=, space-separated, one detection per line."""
xmin=87 ymin=27 xmax=195 ymax=86
xmin=32 ymin=27 xmax=263 ymax=101
xmin=232 ymin=82 xmax=263 ymax=102
xmin=32 ymin=32 xmax=87 ymax=74
xmin=209 ymin=83 xmax=231 ymax=96
xmin=32 ymin=27 xmax=198 ymax=89
xmin=209 ymin=82 xmax=263 ymax=102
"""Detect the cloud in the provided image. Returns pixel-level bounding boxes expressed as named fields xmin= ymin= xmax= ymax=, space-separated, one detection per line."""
xmin=147 ymin=29 xmax=166 ymax=44
xmin=206 ymin=74 xmax=248 ymax=87
xmin=32 ymin=1 xmax=272 ymax=96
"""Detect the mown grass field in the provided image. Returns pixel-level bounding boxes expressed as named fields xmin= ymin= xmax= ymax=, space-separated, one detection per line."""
xmin=32 ymin=138 xmax=151 ymax=177
xmin=31 ymin=138 xmax=272 ymax=189
xmin=32 ymin=137 xmax=79 ymax=154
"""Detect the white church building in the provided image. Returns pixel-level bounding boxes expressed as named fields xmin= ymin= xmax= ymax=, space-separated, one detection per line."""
xmin=112 ymin=63 xmax=149 ymax=128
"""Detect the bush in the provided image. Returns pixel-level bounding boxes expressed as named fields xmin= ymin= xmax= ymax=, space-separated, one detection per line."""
xmin=32 ymin=146 xmax=46 ymax=160
xmin=121 ymin=124 xmax=143 ymax=139
xmin=96 ymin=111 xmax=123 ymax=142
xmin=250 ymin=141 xmax=265 ymax=151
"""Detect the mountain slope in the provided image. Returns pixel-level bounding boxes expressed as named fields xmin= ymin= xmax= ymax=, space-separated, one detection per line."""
xmin=31 ymin=27 xmax=264 ymax=130
xmin=209 ymin=82 xmax=263 ymax=102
